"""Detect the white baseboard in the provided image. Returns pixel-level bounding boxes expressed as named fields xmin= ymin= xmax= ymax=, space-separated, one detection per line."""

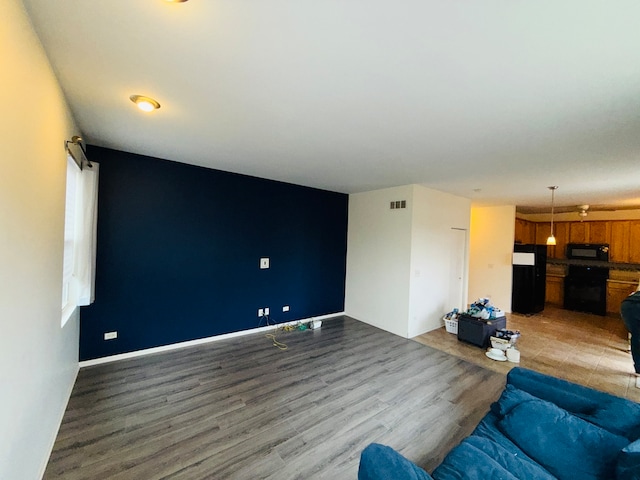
xmin=79 ymin=312 xmax=344 ymax=368
xmin=38 ymin=364 xmax=79 ymax=479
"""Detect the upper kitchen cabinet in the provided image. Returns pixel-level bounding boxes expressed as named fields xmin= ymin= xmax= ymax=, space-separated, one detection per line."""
xmin=518 ymin=217 xmax=640 ymax=265
xmin=569 ymin=222 xmax=589 ymax=244
xmin=629 ymin=221 xmax=640 ymax=264
xmin=610 ymin=221 xmax=631 ymax=263
xmin=535 ymin=222 xmax=551 ymax=245
xmin=588 ymin=221 xmax=611 ymax=245
xmin=534 ymin=221 xmax=568 ymax=258
xmin=553 ymin=222 xmax=569 ymax=258
xmin=515 ymin=218 xmax=535 ymax=244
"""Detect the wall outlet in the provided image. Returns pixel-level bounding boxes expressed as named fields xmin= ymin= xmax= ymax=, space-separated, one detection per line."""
xmin=264 ymin=307 xmax=270 ymax=315
xmin=258 ymin=308 xmax=264 ymax=317
xmin=283 ymin=305 xmax=290 ymax=312
xmin=260 ymin=257 xmax=270 ymax=269
xmin=104 ymin=331 xmax=118 ymax=340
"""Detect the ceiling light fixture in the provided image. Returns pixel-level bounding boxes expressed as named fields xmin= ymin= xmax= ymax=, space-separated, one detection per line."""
xmin=129 ymin=95 xmax=161 ymax=112
xmin=546 ymin=186 xmax=558 ymax=246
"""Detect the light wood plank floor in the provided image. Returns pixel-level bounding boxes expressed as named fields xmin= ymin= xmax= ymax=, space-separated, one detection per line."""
xmin=45 ymin=317 xmax=505 ymax=479
xmin=414 ymin=306 xmax=640 ymax=402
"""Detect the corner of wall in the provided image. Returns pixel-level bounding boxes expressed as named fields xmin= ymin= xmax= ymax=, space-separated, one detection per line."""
xmin=345 ymin=185 xmax=414 ymax=338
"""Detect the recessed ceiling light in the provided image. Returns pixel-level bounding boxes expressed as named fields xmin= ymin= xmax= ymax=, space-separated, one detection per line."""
xmin=129 ymin=95 xmax=161 ymax=112
xmin=165 ymin=0 xmax=189 ymax=2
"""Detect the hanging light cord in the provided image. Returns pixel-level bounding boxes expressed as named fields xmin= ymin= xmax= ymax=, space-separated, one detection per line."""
xmin=550 ymin=187 xmax=555 ymax=237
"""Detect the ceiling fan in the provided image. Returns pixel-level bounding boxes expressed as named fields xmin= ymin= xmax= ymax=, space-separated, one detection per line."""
xmin=577 ymin=204 xmax=589 ymax=220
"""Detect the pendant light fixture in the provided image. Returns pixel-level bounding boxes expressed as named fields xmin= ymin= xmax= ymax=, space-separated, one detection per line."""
xmin=546 ymin=186 xmax=558 ymax=246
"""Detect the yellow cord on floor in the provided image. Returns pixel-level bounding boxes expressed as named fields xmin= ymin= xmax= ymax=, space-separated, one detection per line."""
xmin=266 ymin=327 xmax=287 ymax=350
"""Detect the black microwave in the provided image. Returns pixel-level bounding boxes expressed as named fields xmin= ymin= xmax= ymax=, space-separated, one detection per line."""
xmin=566 ymin=243 xmax=609 ymax=261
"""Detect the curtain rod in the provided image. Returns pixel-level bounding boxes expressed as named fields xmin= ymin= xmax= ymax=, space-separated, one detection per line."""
xmin=65 ymin=135 xmax=93 ymax=170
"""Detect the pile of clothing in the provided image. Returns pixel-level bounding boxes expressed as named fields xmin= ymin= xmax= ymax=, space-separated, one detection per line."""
xmin=466 ymin=297 xmax=505 ymax=320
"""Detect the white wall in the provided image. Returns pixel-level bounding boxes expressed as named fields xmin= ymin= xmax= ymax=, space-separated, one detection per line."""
xmin=345 ymin=184 xmax=471 ymax=338
xmin=1 ymin=1 xmax=80 ymax=478
xmin=468 ymin=205 xmax=516 ymax=312
xmin=407 ymin=185 xmax=471 ymax=337
xmin=345 ymin=185 xmax=413 ymax=337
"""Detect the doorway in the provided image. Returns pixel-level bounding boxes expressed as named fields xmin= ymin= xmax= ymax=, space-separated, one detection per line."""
xmin=448 ymin=228 xmax=468 ymax=312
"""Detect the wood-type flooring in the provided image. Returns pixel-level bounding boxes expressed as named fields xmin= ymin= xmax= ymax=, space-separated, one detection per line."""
xmin=44 ymin=317 xmax=504 ymax=479
xmin=414 ymin=306 xmax=640 ymax=402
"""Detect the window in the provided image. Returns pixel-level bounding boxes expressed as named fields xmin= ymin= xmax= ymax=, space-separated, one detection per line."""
xmin=61 ymin=154 xmax=99 ymax=326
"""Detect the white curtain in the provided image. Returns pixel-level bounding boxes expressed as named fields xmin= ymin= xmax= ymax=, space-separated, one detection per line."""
xmin=75 ymin=162 xmax=99 ymax=306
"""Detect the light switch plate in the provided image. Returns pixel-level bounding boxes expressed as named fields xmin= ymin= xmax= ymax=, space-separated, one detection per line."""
xmin=260 ymin=257 xmax=269 ymax=269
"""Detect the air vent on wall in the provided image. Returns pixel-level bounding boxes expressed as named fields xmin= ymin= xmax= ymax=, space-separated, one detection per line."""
xmin=390 ymin=200 xmax=407 ymax=209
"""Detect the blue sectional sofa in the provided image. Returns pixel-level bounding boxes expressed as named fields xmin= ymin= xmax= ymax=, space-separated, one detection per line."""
xmin=358 ymin=367 xmax=640 ymax=480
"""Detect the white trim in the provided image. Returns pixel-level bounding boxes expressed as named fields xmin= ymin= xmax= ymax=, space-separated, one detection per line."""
xmin=61 ymin=304 xmax=77 ymax=328
xmin=38 ymin=365 xmax=79 ymax=480
xmin=79 ymin=312 xmax=344 ymax=368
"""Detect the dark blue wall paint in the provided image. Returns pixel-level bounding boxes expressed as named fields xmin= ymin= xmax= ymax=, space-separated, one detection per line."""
xmin=80 ymin=146 xmax=348 ymax=360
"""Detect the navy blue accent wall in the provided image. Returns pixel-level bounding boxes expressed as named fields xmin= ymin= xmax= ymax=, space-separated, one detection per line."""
xmin=80 ymin=146 xmax=348 ymax=360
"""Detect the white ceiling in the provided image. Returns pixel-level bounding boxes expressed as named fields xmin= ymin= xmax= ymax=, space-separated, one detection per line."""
xmin=23 ymin=0 xmax=640 ymax=209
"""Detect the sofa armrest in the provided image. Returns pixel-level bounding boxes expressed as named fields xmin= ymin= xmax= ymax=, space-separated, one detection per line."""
xmin=358 ymin=443 xmax=433 ymax=480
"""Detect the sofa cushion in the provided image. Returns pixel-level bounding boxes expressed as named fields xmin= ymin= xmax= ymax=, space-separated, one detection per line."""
xmin=432 ymin=435 xmax=555 ymax=480
xmin=507 ymin=368 xmax=640 ymax=440
xmin=358 ymin=443 xmax=432 ymax=480
xmin=490 ymin=384 xmax=543 ymax=417
xmin=499 ymin=398 xmax=629 ymax=480
xmin=616 ymin=439 xmax=640 ymax=480
xmin=471 ymin=412 xmax=533 ymax=460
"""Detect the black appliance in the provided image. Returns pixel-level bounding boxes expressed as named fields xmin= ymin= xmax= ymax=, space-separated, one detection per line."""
xmin=563 ymin=243 xmax=610 ymax=316
xmin=512 ymin=244 xmax=547 ymax=314
xmin=566 ymin=243 xmax=609 ymax=262
xmin=564 ymin=266 xmax=609 ymax=316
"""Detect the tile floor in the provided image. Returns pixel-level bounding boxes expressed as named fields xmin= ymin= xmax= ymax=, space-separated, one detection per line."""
xmin=413 ymin=306 xmax=640 ymax=402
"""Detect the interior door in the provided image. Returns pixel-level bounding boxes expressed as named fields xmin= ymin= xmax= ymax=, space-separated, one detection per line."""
xmin=448 ymin=228 xmax=467 ymax=312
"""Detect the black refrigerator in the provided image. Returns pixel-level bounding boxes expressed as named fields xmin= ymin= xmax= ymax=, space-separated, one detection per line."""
xmin=512 ymin=244 xmax=547 ymax=314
